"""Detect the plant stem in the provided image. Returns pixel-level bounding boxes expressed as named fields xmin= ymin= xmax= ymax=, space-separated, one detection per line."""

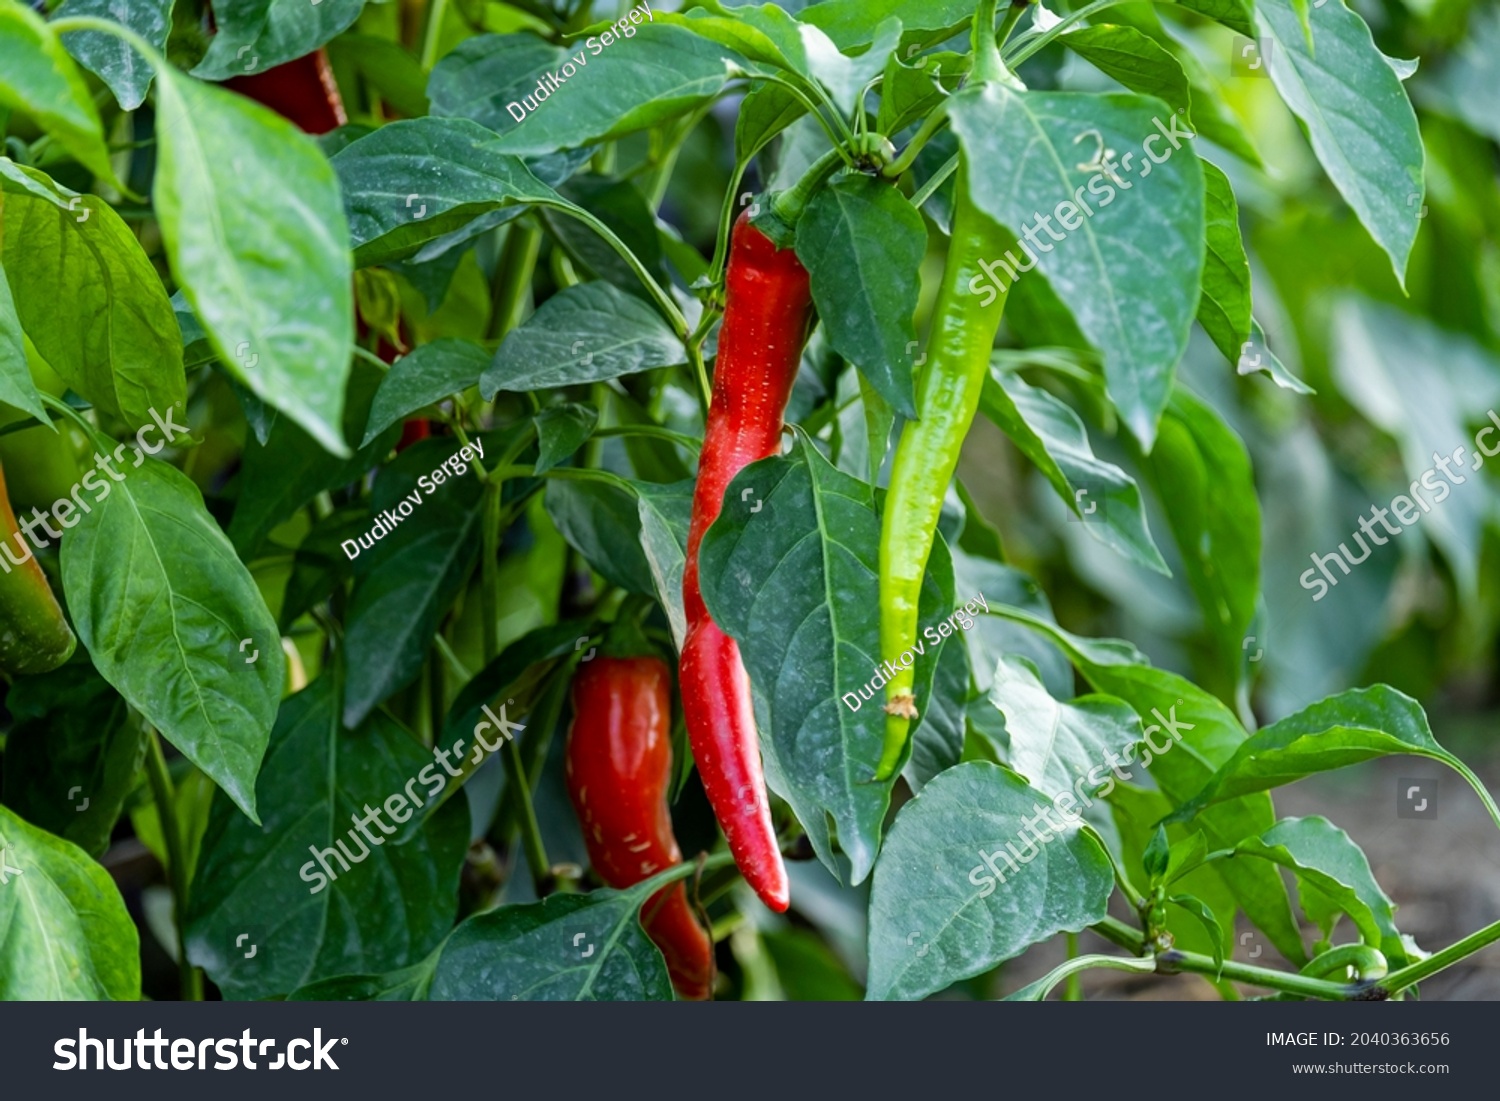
xmin=1377 ymin=917 xmax=1500 ymax=996
xmin=592 ymin=425 xmax=701 ymax=452
xmin=971 ymin=0 xmax=1006 ymax=84
xmin=911 ymin=154 xmax=959 ymax=209
xmin=487 ymin=219 xmax=543 ymax=342
xmin=881 ymin=104 xmax=950 ymax=179
xmin=1064 ymin=932 xmax=1084 ymax=1000
xmin=996 ymin=0 xmax=1031 ymax=49
xmin=539 ymin=200 xmax=688 ymax=338
xmin=1016 ymin=953 xmax=1156 ymax=1001
xmin=421 ymin=0 xmax=451 ymax=70
xmin=144 ymin=731 xmax=203 ymax=1001
xmin=481 ymin=480 xmax=551 ymax=895
xmin=1004 ymin=0 xmax=1120 ymax=67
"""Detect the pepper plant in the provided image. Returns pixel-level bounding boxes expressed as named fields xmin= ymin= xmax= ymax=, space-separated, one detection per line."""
xmin=2 ymin=0 xmax=1499 ymax=1003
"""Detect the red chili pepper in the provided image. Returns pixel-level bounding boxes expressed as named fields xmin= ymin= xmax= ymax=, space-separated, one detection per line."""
xmin=679 ymin=210 xmax=811 ymax=914
xmin=565 ymin=656 xmax=714 ymax=1000
xmin=223 ymin=48 xmax=348 ymax=135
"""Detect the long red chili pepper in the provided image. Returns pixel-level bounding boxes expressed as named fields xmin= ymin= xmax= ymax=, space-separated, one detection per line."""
xmin=680 ymin=210 xmax=812 ymax=914
xmin=565 ymin=656 xmax=714 ymax=1000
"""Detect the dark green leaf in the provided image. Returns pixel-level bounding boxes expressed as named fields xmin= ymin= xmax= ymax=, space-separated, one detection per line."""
xmin=154 ymin=69 xmax=354 ymax=456
xmin=184 ymin=675 xmax=468 ymax=999
xmin=0 ymin=803 xmax=140 ymax=999
xmin=904 ymin=631 xmax=969 ymax=791
xmin=1168 ymin=894 xmax=1224 ymax=973
xmin=193 ymin=0 xmax=366 ymax=81
xmin=1062 ymin=25 xmax=1191 ymax=118
xmin=801 ymin=0 xmax=971 ymax=49
xmin=484 ymin=282 xmax=684 ymax=397
xmin=428 ymin=885 xmax=673 ymax=1000
xmin=867 ymin=762 xmax=1114 ymax=1001
xmin=534 ymin=403 xmax=598 ymax=474
xmin=797 ymin=174 xmax=925 ymax=417
xmin=735 ymin=82 xmax=806 ymax=165
xmin=699 ymin=432 xmax=953 ymax=883
xmin=545 ymin=476 xmax=657 ymax=596
xmin=326 ymin=34 xmax=428 ymax=118
xmin=341 ymin=437 xmax=487 ymax=726
xmin=0 ymin=266 xmax=46 ymax=426
xmin=952 ymin=86 xmax=1205 ymax=447
xmin=1143 ymin=826 xmax=1171 ymax=879
xmin=61 ymin=457 xmax=285 ymax=823
xmin=541 ymin=177 xmax=667 ymax=298
xmin=429 ymin=33 xmax=566 ymax=134
xmin=2 ymin=662 xmax=142 ymax=858
xmin=332 ymin=116 xmax=561 ymax=267
xmin=362 ymin=339 xmax=489 ymax=447
xmin=489 ymin=25 xmax=745 ymax=158
xmin=0 ymin=161 xmax=185 ymax=432
xmin=1173 ymin=0 xmax=1254 ymax=37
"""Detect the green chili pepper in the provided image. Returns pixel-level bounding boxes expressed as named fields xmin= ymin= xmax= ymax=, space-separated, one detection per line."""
xmin=874 ymin=0 xmax=1021 ymax=781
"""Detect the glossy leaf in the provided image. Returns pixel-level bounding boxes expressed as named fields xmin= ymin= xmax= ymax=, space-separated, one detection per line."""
xmin=1257 ymin=0 xmax=1424 ymax=284
xmin=534 ymin=403 xmax=598 ymax=475
xmin=867 ymin=763 xmax=1114 ymax=1001
xmin=1062 ymin=25 xmax=1191 ymax=118
xmin=698 ymin=432 xmax=953 ymax=883
xmin=429 ymin=32 xmax=566 ymax=134
xmin=184 ymin=675 xmax=468 ymax=999
xmin=1196 ymin=160 xmax=1252 ymax=364
xmin=952 ymin=86 xmax=1205 ymax=447
xmin=362 ymin=339 xmax=489 ymax=447
xmin=0 ymin=161 xmax=185 ymax=432
xmin=193 ymin=0 xmax=366 ymax=81
xmin=332 ymin=117 xmax=562 ymax=267
xmin=484 ymin=282 xmax=684 ymax=398
xmin=61 ymin=457 xmax=284 ymax=823
xmin=0 ymin=803 xmax=140 ymax=1000
xmin=0 ymin=265 xmax=46 ymax=425
xmin=797 ymin=174 xmax=926 ymax=417
xmin=154 ymin=68 xmax=354 ymax=456
xmin=56 ymin=0 xmax=171 ymax=110
xmin=429 ymin=886 xmax=673 ymax=1000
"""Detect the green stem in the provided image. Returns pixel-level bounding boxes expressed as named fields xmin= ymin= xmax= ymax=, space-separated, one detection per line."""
xmin=1377 ymin=917 xmax=1500 ymax=996
xmin=911 ymin=154 xmax=959 ymax=209
xmin=881 ymin=104 xmax=950 ymax=180
xmin=1099 ymin=832 xmax=1148 ymax=910
xmin=769 ymin=147 xmax=847 ymax=227
xmin=144 ymin=732 xmax=203 ymax=1001
xmin=1004 ymin=0 xmax=1120 ymax=67
xmin=996 ymin=0 xmax=1031 ymax=49
xmin=421 ymin=0 xmax=451 ymax=70
xmin=538 ymin=200 xmax=688 ymax=338
xmin=482 ymin=479 xmax=551 ymax=894
xmin=971 ymin=0 xmax=1006 ymax=84
xmin=1063 ymin=932 xmax=1084 ymax=1000
xmin=593 ymin=425 xmax=701 ymax=452
xmin=487 ymin=219 xmax=543 ymax=342
xmin=1018 ymin=953 xmax=1155 ymax=1001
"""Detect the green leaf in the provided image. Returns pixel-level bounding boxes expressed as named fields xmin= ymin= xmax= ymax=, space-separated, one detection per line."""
xmin=0 ymin=4 xmax=116 ymax=184
xmin=799 ymin=16 xmax=903 ymax=118
xmin=1137 ymin=386 xmax=1259 ymax=693
xmin=61 ymin=457 xmax=284 ymax=823
xmin=325 ymin=34 xmax=429 ymax=119
xmin=332 ymin=116 xmax=561 ymax=267
xmin=230 ymin=360 xmax=401 ymax=555
xmin=986 ymin=654 xmax=1145 ymax=807
xmin=483 ymin=282 xmax=685 ymax=398
xmin=1196 ymin=160 xmax=1252 ymax=364
xmin=1230 ymin=816 xmax=1409 ymax=967
xmin=980 ymin=367 xmax=1169 ymax=574
xmin=0 ymin=265 xmax=47 ymax=426
xmin=866 ymin=762 xmax=1114 ymax=1001
xmin=878 ymin=49 xmax=967 ymax=136
xmin=341 ymin=438 xmax=486 ymax=727
xmin=184 ymin=674 xmax=468 ymax=999
xmin=429 ymin=885 xmax=673 ymax=1000
xmin=1256 ymin=0 xmax=1424 ymax=285
xmin=286 ymin=956 xmax=436 ymax=1001
xmin=55 ymin=0 xmax=171 ymax=110
xmin=1176 ymin=685 xmax=1500 ymax=832
xmin=904 ymin=631 xmax=969 ymax=791
xmin=635 ymin=479 xmax=695 ymax=650
xmin=429 ymin=32 xmax=567 ymax=134
xmin=534 ymin=402 xmax=598 ymax=474
xmin=796 ymin=174 xmax=925 ymax=417
xmin=154 ymin=69 xmax=354 ymax=457
xmin=1168 ymin=894 xmax=1225 ymax=973
xmin=801 ymin=0 xmax=971 ymax=49
xmin=1174 ymin=0 xmax=1254 ymax=37
xmin=1143 ymin=825 xmax=1171 ymax=879
xmin=490 ymin=25 xmax=745 ymax=158
xmin=653 ymin=6 xmax=805 ymax=73
xmin=993 ymin=608 xmax=1308 ymax=965
xmin=951 ymin=87 xmax=1205 ymax=447
xmin=542 ymin=176 xmax=668 ymax=298
xmin=735 ymin=81 xmax=806 ymax=164
xmin=545 ymin=476 xmax=658 ymax=596
xmin=698 ymin=432 xmax=953 ymax=883
xmin=192 ymin=0 xmax=366 ymax=81
xmin=362 ymin=339 xmax=489 ymax=447
xmin=2 ymin=662 xmax=143 ymax=859
xmin=1062 ymin=25 xmax=1191 ymax=117
xmin=1237 ymin=318 xmax=1313 ymax=394
xmin=0 ymin=161 xmax=185 ymax=432
xmin=0 ymin=803 xmax=140 ymax=1000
